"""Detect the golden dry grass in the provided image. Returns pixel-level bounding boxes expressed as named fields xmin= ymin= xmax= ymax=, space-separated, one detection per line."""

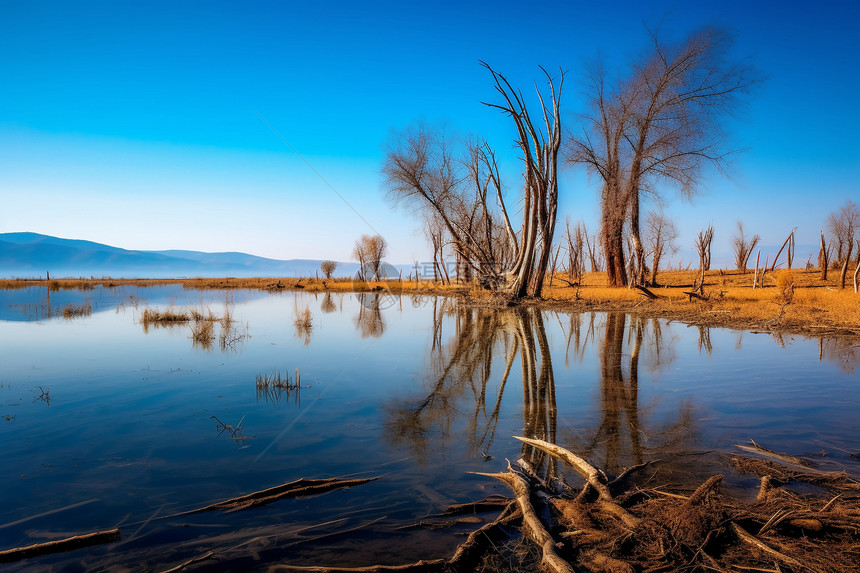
xmin=61 ymin=303 xmax=92 ymax=319
xmin=3 ymin=267 xmax=858 ymax=335
xmin=542 ymin=268 xmax=860 ymax=334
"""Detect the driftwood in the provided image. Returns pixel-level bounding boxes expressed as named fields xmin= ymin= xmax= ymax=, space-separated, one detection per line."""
xmin=269 ymin=561 xmax=448 ymax=572
xmin=683 ymin=290 xmax=707 ymax=301
xmin=158 ymin=551 xmax=215 ymax=573
xmin=633 ymin=285 xmax=658 ymax=299
xmin=735 ymin=440 xmax=815 ymax=469
xmin=514 ymin=436 xmax=611 ymax=500
xmin=474 ymin=463 xmax=576 ymax=573
xmin=0 ymin=528 xmax=121 ymax=563
xmin=177 ymin=477 xmax=379 ymax=515
xmin=437 ymin=494 xmax=511 ymax=516
xmin=730 ymin=522 xmax=809 ymax=571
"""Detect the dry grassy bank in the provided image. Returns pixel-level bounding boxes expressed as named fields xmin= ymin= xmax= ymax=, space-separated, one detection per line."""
xmin=2 ymin=268 xmax=858 ymax=335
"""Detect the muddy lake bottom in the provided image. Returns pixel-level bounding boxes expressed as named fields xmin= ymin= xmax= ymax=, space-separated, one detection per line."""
xmin=0 ymin=286 xmax=858 ymax=571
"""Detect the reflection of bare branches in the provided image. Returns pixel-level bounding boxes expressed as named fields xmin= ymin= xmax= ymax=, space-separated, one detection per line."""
xmin=35 ymin=385 xmax=51 ymax=405
xmin=819 ymin=337 xmax=859 ymax=374
xmin=211 ymin=415 xmax=253 ymax=447
xmin=696 ymin=325 xmax=712 ymax=356
xmin=385 ymin=305 xmax=559 ymax=478
xmin=219 ymin=307 xmax=248 ymax=352
xmin=558 ymin=312 xmax=596 ymax=367
xmin=354 ymin=294 xmax=385 ymax=338
xmin=576 ymin=313 xmax=696 ymax=474
xmin=643 ymin=318 xmax=677 ymax=375
xmin=385 ymin=307 xmax=507 ymax=462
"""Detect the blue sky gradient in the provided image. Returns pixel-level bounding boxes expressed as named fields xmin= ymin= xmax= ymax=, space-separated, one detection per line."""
xmin=1 ymin=0 xmax=858 ymax=266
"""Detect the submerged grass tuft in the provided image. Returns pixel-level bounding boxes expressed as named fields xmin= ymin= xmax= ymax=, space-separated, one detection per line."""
xmin=62 ymin=303 xmax=92 ymax=319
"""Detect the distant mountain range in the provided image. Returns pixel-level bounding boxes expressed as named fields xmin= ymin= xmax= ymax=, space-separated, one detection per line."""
xmin=0 ymin=232 xmax=369 ymax=278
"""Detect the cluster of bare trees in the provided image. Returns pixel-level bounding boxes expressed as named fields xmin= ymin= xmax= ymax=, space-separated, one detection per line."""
xmin=822 ymin=200 xmax=860 ymax=289
xmin=352 ymin=234 xmax=388 ymax=281
xmin=384 ymin=62 xmax=563 ymax=298
xmin=382 ymin=27 xmax=754 ymax=296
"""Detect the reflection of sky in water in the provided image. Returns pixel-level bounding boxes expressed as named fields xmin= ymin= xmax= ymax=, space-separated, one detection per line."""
xmin=0 ymin=287 xmax=857 ymax=569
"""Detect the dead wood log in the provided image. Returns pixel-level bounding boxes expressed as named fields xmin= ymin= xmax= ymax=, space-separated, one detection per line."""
xmin=177 ymin=477 xmax=379 ymax=515
xmin=0 ymin=528 xmax=121 ymax=563
xmin=395 ymin=516 xmax=482 ymax=531
xmin=514 ymin=436 xmax=611 ymax=501
xmin=269 ymin=561 xmax=448 ymax=572
xmin=580 ymin=551 xmax=634 ymax=573
xmin=514 ymin=437 xmax=641 ymax=528
xmin=448 ymin=501 xmax=520 ymax=571
xmin=730 ymin=522 xmax=811 ymax=571
xmin=735 ymin=440 xmax=814 ymax=469
xmin=687 ymin=474 xmax=722 ymax=505
xmin=159 ymin=551 xmax=216 ymax=573
xmin=438 ymin=494 xmax=511 ymax=516
xmin=633 ymin=285 xmax=658 ymax=299
xmin=683 ymin=290 xmax=706 ymax=301
xmin=473 ymin=467 xmax=576 ymax=573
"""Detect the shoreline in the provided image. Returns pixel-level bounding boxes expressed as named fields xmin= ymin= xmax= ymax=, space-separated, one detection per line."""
xmin=2 ymin=269 xmax=859 ymax=338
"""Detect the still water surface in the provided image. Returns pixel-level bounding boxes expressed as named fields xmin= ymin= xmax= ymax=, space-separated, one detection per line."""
xmin=1 ymin=286 xmax=857 ymax=570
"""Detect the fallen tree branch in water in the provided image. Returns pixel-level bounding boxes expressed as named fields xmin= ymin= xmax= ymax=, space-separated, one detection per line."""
xmin=473 ymin=462 xmax=577 ymax=573
xmin=158 ymin=550 xmax=215 ymax=573
xmin=514 ymin=435 xmax=611 ymax=500
xmin=176 ymin=476 xmax=379 ymax=515
xmin=269 ymin=560 xmax=449 ymax=572
xmin=735 ymin=439 xmax=815 ymax=468
xmin=0 ymin=528 xmax=121 ymax=563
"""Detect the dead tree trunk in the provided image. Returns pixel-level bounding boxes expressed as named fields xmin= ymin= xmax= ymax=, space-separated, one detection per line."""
xmin=819 ymin=231 xmax=829 ymax=281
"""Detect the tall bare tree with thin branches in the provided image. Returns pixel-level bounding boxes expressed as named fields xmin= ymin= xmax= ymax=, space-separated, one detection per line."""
xmin=568 ymin=27 xmax=755 ymax=286
xmin=643 ymin=209 xmax=679 ymax=286
xmin=384 ymin=64 xmax=564 ymax=299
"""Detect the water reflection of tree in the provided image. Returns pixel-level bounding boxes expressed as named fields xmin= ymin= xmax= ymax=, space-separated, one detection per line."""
xmin=386 ymin=304 xmax=695 ymax=479
xmin=574 ymin=313 xmax=693 ymax=473
xmin=354 ymin=293 xmax=386 ymax=338
xmin=385 ymin=304 xmax=561 ymax=477
xmin=320 ymin=292 xmax=337 ymax=314
xmin=818 ymin=337 xmax=859 ymax=374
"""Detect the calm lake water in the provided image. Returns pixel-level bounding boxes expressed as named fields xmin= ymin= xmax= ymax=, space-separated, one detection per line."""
xmin=1 ymin=286 xmax=858 ymax=570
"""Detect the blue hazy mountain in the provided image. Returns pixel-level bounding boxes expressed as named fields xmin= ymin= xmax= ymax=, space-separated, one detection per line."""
xmin=0 ymin=232 xmax=366 ymax=278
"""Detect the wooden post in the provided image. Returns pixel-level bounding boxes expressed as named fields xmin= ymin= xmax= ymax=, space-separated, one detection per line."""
xmin=839 ymin=239 xmax=854 ymax=289
xmin=753 ymin=250 xmax=760 ymax=289
xmin=818 ymin=231 xmax=829 ymax=281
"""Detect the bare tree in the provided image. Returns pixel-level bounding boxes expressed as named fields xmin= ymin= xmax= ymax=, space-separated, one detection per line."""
xmin=731 ymin=221 xmax=760 ymax=273
xmin=568 ymin=27 xmax=754 ymax=286
xmin=384 ymin=63 xmax=564 ymax=299
xmin=481 ymin=62 xmax=564 ymax=298
xmin=320 ymin=260 xmax=337 ymax=279
xmin=818 ymin=230 xmax=831 ymax=280
xmin=828 ymin=200 xmax=860 ymax=265
xmin=840 ymin=237 xmax=854 ymax=289
xmin=352 ymin=234 xmax=388 ymax=281
xmin=643 ymin=209 xmax=679 ymax=286
xmin=563 ymin=217 xmax=586 ymax=284
xmin=694 ymin=224 xmax=714 ymax=276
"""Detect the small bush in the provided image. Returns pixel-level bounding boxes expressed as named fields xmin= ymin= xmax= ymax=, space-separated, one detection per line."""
xmin=775 ymin=269 xmax=796 ymax=304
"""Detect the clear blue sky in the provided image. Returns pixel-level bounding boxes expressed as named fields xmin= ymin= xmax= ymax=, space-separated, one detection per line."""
xmin=1 ymin=0 xmax=858 ymax=266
